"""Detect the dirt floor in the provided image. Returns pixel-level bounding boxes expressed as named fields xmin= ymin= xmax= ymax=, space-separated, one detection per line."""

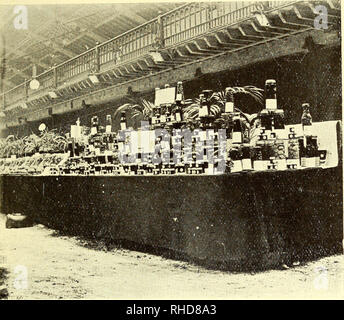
xmin=0 ymin=213 xmax=343 ymax=300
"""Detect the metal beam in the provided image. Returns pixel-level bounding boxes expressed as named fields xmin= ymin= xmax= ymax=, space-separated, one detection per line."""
xmin=11 ymin=28 xmax=338 ymax=122
xmin=277 ymin=11 xmax=311 ymax=29
xmin=293 ymin=6 xmax=337 ymax=25
xmin=73 ymin=29 xmax=331 ymax=106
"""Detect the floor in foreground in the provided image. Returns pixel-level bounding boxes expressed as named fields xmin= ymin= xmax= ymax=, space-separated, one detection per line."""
xmin=0 ymin=214 xmax=343 ymax=300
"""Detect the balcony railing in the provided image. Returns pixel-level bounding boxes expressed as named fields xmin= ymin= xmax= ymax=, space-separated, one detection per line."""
xmin=0 ymin=1 xmax=314 ymax=110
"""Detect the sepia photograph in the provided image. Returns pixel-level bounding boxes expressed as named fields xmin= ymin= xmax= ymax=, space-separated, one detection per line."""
xmin=0 ymin=0 xmax=342 ymax=304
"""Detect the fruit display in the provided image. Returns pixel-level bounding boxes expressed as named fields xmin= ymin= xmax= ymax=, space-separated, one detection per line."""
xmin=0 ymin=79 xmax=330 ymax=176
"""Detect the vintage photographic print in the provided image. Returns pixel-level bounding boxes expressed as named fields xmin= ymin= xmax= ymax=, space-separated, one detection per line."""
xmin=0 ymin=0 xmax=342 ymax=304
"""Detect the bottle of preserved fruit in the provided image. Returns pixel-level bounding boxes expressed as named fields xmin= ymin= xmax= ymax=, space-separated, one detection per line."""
xmin=287 ymin=127 xmax=300 ymax=169
xmin=302 ymin=135 xmax=319 ymax=167
xmin=199 ymin=93 xmax=207 ymax=118
xmin=166 ymin=103 xmax=173 ymax=123
xmin=120 ymin=112 xmax=127 ymax=131
xmin=225 ymin=88 xmax=234 ymax=113
xmin=106 ymin=114 xmax=112 ymax=133
xmin=176 ymin=81 xmax=184 ymax=102
xmin=229 ymin=147 xmax=242 ymax=173
xmin=201 ymin=90 xmax=212 ymax=116
xmin=301 ymin=103 xmax=312 ymax=136
xmin=156 ymin=106 xmax=161 ymax=125
xmin=160 ymin=104 xmax=167 ymax=124
xmin=91 ymin=116 xmax=99 ymax=135
xmin=175 ymin=81 xmax=184 ymax=123
xmin=260 ymin=79 xmax=278 ymax=139
xmin=175 ymin=100 xmax=183 ymax=123
xmin=260 ymin=109 xmax=272 ymax=132
xmin=265 ymin=79 xmax=277 ymax=110
xmin=300 ymin=103 xmax=319 ymax=167
xmin=232 ymin=114 xmax=243 ymax=144
xmin=241 ymin=144 xmax=252 ymax=170
xmin=274 ymin=109 xmax=286 ymax=139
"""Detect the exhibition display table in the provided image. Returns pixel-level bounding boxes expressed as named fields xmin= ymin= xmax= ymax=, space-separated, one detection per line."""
xmin=1 ymin=165 xmax=342 ymax=270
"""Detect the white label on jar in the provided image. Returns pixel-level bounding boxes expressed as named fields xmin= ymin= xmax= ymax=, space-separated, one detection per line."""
xmin=232 ymin=132 xmax=242 ymax=144
xmin=225 ymin=102 xmax=234 ymax=113
xmin=120 ymin=122 xmax=126 ymax=130
xmin=254 ymin=160 xmax=268 ymax=171
xmin=117 ymin=142 xmax=124 ymax=152
xmin=301 ymin=157 xmax=306 ymax=167
xmin=200 ymin=131 xmax=207 ymax=141
xmin=266 ymin=99 xmax=277 ymax=110
xmin=206 ymin=163 xmax=214 ymax=175
xmin=91 ymin=127 xmax=97 ymax=135
xmin=231 ymin=160 xmax=243 ymax=172
xmin=106 ymin=125 xmax=112 ymax=133
xmin=304 ymin=157 xmax=316 ymax=167
xmin=160 ymin=115 xmax=166 ymax=123
xmin=308 ymin=157 xmax=316 ymax=167
xmin=242 ymin=158 xmax=252 ymax=170
xmin=199 ymin=106 xmax=208 ymax=117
